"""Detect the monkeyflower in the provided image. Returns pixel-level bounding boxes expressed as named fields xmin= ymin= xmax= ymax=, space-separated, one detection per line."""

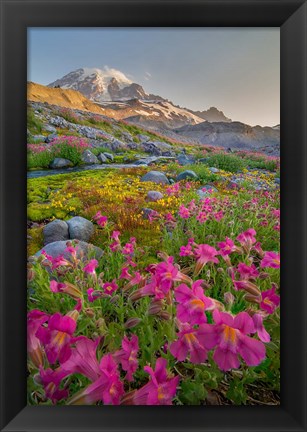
xmin=122 ymin=358 xmax=179 ymax=405
xmin=213 ymin=210 xmax=224 ymax=221
xmin=87 ymin=288 xmax=104 ymax=303
xmin=260 ymin=286 xmax=280 ymax=314
xmin=260 ymin=251 xmax=280 ymax=269
xmin=236 ymin=262 xmax=259 ymax=280
xmin=83 ymin=259 xmax=98 ymax=275
xmin=196 ymin=212 xmax=207 ymax=224
xmin=154 ymin=256 xmax=192 ymax=293
xmin=41 ymin=251 xmax=70 ymax=270
xmin=38 ymin=366 xmax=70 ymax=404
xmin=36 ymin=312 xmax=77 ymax=365
xmin=93 ymin=211 xmax=108 ymax=228
xmin=114 ymin=334 xmax=139 ymax=381
xmin=64 ymin=245 xmax=78 ymax=260
xmin=50 ymin=280 xmax=82 ymax=300
xmin=236 ymin=228 xmax=257 ymax=251
xmin=61 ymin=336 xmax=101 ymax=382
xmin=170 ymin=322 xmax=217 ymax=364
xmin=111 ymin=230 xmax=121 ymax=242
xmin=102 ymin=280 xmax=118 ymax=296
xmin=174 ymin=280 xmax=214 ymax=325
xmin=178 ymin=205 xmax=190 ymax=219
xmin=194 ymin=244 xmax=219 ymax=275
xmin=120 ymin=266 xmax=132 ymax=280
xmin=27 ymin=310 xmax=49 ymax=367
xmin=207 ymin=310 xmax=266 ymax=371
xmin=217 ymin=237 xmax=240 ymax=257
xmin=122 ymin=243 xmax=134 ymax=255
xmin=68 ymin=354 xmax=124 ymax=405
xmin=123 ymin=271 xmax=145 ymax=292
xmin=252 ymin=313 xmax=270 ymax=343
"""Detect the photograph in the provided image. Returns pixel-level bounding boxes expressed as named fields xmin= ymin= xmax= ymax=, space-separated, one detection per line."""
xmin=26 ymin=27 xmax=281 ymax=406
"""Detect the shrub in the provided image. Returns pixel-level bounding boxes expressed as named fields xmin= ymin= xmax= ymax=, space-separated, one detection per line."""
xmin=205 ymin=153 xmax=246 ymax=173
xmin=50 ymin=136 xmax=90 ymax=165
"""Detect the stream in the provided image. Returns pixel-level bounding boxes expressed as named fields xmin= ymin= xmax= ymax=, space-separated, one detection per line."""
xmin=27 ymin=163 xmax=143 ymax=179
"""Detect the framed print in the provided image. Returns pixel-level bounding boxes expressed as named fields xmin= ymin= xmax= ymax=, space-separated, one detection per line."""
xmin=0 ymin=0 xmax=306 ymax=431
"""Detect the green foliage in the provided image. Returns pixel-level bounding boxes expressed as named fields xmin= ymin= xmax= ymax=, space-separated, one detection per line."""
xmin=205 ymin=153 xmax=246 ymax=173
xmin=27 ymin=152 xmax=54 ymax=169
xmin=27 ymin=108 xmax=43 ymax=134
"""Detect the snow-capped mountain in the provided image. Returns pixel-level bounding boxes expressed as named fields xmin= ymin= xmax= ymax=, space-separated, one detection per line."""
xmin=48 ymin=67 xmax=163 ymax=103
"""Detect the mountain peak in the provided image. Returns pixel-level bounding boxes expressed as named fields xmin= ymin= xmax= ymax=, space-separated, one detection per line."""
xmin=48 ymin=66 xmax=135 ymax=102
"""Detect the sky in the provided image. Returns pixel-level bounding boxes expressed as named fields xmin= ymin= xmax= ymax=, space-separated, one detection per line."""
xmin=28 ymin=28 xmax=280 ymax=127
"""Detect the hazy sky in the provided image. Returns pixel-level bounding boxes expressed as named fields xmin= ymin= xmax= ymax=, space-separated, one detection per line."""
xmin=28 ymin=28 xmax=280 ymax=127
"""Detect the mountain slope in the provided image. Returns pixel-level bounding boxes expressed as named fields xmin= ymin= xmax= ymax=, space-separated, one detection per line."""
xmin=174 ymin=121 xmax=280 ymax=153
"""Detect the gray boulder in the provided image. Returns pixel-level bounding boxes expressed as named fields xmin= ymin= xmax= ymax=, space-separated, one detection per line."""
xmin=176 ymin=170 xmax=198 ymax=182
xmin=177 ymin=154 xmax=196 ymax=166
xmin=66 ymin=216 xmax=94 ymax=242
xmin=103 ymin=152 xmax=114 ymax=161
xmin=196 ymin=185 xmax=218 ymax=198
xmin=43 ymin=220 xmax=69 ymax=245
xmin=32 ymin=135 xmax=46 ymax=143
xmin=275 ymin=178 xmax=280 ymax=185
xmin=45 ymin=133 xmax=57 ymax=143
xmin=43 ymin=124 xmax=57 ymax=134
xmin=140 ymin=171 xmax=170 ymax=185
xmin=81 ymin=150 xmax=99 ymax=165
xmin=97 ymin=153 xmax=108 ymax=163
xmin=209 ymin=167 xmax=220 ymax=173
xmin=137 ymin=134 xmax=150 ymax=142
xmin=50 ymin=158 xmax=74 ymax=169
xmin=146 ymin=191 xmax=164 ymax=202
xmin=35 ymin=240 xmax=103 ymax=260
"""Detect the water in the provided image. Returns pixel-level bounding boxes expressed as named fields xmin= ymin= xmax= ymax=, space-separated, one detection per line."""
xmin=27 ymin=163 xmax=142 ymax=179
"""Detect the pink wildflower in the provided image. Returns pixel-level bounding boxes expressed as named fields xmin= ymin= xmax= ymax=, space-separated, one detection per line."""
xmin=36 ymin=312 xmax=76 ymax=364
xmin=27 ymin=310 xmax=49 ymax=367
xmin=236 ymin=228 xmax=257 ymax=250
xmin=237 ymin=262 xmax=259 ymax=280
xmin=178 ymin=205 xmax=190 ymax=219
xmin=208 ymin=310 xmax=266 ymax=371
xmin=114 ymin=334 xmax=139 ymax=381
xmin=260 ymin=286 xmax=280 ymax=314
xmin=170 ymin=323 xmax=217 ymax=363
xmin=122 ymin=243 xmax=134 ymax=255
xmin=61 ymin=336 xmax=101 ymax=382
xmin=102 ymin=280 xmax=118 ymax=296
xmin=93 ymin=211 xmax=108 ymax=228
xmin=68 ymin=354 xmax=124 ymax=405
xmin=196 ymin=212 xmax=207 ymax=223
xmin=123 ymin=358 xmax=179 ymax=405
xmin=194 ymin=244 xmax=219 ymax=275
xmin=83 ymin=259 xmax=98 ymax=275
xmin=252 ymin=314 xmax=270 ymax=343
xmin=175 ymin=280 xmax=214 ymax=325
xmin=50 ymin=280 xmax=82 ymax=300
xmin=39 ymin=366 xmax=70 ymax=404
xmin=260 ymin=251 xmax=280 ymax=269
xmin=217 ymin=237 xmax=238 ymax=257
xmin=87 ymin=288 xmax=104 ymax=303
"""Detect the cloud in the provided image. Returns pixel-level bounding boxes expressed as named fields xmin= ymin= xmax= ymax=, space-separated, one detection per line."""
xmin=144 ymin=71 xmax=152 ymax=81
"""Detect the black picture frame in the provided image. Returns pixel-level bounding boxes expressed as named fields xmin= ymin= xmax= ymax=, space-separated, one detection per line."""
xmin=0 ymin=0 xmax=306 ymax=431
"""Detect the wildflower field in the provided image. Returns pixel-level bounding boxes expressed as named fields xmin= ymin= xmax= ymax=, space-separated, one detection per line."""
xmin=27 ymin=151 xmax=280 ymax=406
xmin=27 ymin=104 xmax=280 ymax=406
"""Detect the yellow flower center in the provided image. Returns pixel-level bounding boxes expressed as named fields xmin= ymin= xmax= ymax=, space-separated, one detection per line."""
xmin=190 ymin=298 xmax=205 ymax=310
xmin=222 ymin=325 xmax=237 ymax=344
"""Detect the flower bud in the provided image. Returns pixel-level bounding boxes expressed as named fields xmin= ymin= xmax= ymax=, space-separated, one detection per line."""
xmin=224 ymin=292 xmax=235 ymax=306
xmin=124 ymin=317 xmax=141 ymax=329
xmin=158 ymin=311 xmax=171 ymax=320
xmin=148 ymin=300 xmax=163 ymax=315
xmin=85 ymin=308 xmax=95 ymax=318
xmin=244 ymin=294 xmax=261 ymax=304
